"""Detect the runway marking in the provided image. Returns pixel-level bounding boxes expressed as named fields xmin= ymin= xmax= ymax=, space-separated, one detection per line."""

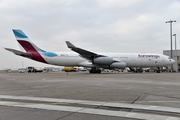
xmin=0 ymin=101 xmax=179 ymax=120
xmin=0 ymin=95 xmax=180 ymax=115
xmin=0 ymin=95 xmax=105 ymax=106
xmin=139 ymin=101 xmax=180 ymax=103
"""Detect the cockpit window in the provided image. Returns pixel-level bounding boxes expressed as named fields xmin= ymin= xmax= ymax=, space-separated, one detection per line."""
xmin=168 ymin=57 xmax=171 ymax=59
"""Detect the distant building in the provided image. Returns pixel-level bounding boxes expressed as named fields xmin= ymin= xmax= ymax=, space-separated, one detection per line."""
xmin=43 ymin=67 xmax=61 ymax=72
xmin=44 ymin=67 xmax=54 ymax=72
xmin=163 ymin=50 xmax=180 ymax=72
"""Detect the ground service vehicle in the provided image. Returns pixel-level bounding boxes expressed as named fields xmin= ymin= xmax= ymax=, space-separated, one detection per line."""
xmin=64 ymin=67 xmax=77 ymax=72
xmin=27 ymin=67 xmax=43 ymax=73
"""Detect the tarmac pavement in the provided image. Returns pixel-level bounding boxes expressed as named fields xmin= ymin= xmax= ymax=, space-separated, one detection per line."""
xmin=0 ymin=72 xmax=180 ymax=119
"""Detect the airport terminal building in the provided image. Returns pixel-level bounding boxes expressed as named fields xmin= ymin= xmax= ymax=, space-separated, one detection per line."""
xmin=163 ymin=50 xmax=180 ymax=72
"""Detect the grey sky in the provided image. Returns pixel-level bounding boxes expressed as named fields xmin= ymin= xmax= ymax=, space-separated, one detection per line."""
xmin=0 ymin=0 xmax=180 ymax=68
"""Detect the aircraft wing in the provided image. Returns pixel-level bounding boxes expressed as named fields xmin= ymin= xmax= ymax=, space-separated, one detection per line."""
xmin=66 ymin=41 xmax=105 ymax=60
xmin=4 ymin=48 xmax=31 ymax=58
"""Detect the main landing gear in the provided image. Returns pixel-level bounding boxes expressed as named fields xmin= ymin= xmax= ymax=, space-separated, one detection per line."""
xmin=89 ymin=68 xmax=101 ymax=73
xmin=157 ymin=67 xmax=161 ymax=73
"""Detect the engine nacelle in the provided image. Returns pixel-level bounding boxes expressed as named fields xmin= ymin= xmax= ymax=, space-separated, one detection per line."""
xmin=110 ymin=62 xmax=126 ymax=69
xmin=94 ymin=57 xmax=113 ymax=65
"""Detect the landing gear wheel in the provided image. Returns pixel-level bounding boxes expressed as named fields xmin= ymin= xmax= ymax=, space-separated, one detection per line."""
xmin=97 ymin=70 xmax=101 ymax=73
xmin=157 ymin=67 xmax=161 ymax=73
xmin=89 ymin=68 xmax=101 ymax=74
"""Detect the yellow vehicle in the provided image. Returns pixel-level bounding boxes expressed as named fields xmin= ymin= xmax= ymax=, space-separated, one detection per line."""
xmin=64 ymin=67 xmax=77 ymax=72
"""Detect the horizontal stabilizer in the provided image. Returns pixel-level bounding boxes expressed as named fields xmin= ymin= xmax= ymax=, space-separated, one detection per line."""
xmin=4 ymin=48 xmax=31 ymax=58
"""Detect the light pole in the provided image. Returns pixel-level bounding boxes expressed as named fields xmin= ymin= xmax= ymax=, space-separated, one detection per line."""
xmin=173 ymin=34 xmax=177 ymax=72
xmin=166 ymin=20 xmax=176 ymax=72
xmin=173 ymin=34 xmax=177 ymax=52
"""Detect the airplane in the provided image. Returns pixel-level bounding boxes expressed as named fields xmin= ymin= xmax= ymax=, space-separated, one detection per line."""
xmin=5 ymin=29 xmax=175 ymax=73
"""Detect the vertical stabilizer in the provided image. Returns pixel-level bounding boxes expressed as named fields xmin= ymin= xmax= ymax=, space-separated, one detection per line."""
xmin=12 ymin=29 xmax=47 ymax=63
xmin=12 ymin=29 xmax=41 ymax=52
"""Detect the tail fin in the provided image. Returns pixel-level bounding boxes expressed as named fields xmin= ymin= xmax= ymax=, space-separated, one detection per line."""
xmin=12 ymin=29 xmax=47 ymax=63
xmin=12 ymin=29 xmax=42 ymax=52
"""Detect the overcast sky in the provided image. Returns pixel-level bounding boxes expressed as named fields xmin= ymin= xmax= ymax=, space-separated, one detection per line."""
xmin=0 ymin=0 xmax=180 ymax=68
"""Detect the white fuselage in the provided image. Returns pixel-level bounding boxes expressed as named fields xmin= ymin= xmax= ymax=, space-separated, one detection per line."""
xmin=7 ymin=29 xmax=175 ymax=71
xmin=42 ymin=52 xmax=174 ymax=68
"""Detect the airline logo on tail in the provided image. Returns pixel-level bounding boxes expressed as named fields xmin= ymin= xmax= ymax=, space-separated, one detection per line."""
xmin=13 ymin=29 xmax=39 ymax=52
xmin=12 ymin=29 xmax=48 ymax=63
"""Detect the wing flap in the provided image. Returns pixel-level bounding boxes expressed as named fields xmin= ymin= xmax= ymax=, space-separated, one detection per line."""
xmin=5 ymin=48 xmax=31 ymax=58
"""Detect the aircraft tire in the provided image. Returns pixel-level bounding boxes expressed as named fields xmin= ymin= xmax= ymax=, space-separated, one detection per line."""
xmin=97 ymin=70 xmax=101 ymax=73
xmin=89 ymin=69 xmax=101 ymax=74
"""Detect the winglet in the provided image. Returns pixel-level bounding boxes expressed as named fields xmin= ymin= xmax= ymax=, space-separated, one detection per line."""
xmin=66 ymin=41 xmax=76 ymax=48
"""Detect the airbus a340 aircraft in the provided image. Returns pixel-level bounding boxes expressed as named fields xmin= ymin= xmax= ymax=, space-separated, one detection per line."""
xmin=5 ymin=29 xmax=175 ymax=73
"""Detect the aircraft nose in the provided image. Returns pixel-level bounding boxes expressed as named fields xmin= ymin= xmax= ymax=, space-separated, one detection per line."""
xmin=170 ymin=59 xmax=175 ymax=63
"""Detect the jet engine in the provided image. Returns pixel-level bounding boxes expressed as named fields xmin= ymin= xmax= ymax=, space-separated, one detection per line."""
xmin=110 ymin=62 xmax=126 ymax=69
xmin=94 ymin=57 xmax=113 ymax=65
